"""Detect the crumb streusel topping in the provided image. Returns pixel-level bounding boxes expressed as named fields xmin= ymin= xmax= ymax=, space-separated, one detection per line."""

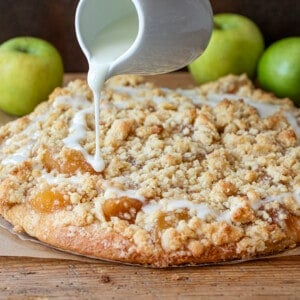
xmin=0 ymin=74 xmax=299 ymax=265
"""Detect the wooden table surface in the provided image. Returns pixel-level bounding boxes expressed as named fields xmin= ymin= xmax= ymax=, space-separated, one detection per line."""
xmin=0 ymin=73 xmax=299 ymax=299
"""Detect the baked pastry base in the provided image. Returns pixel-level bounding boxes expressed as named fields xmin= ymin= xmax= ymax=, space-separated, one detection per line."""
xmin=0 ymin=74 xmax=299 ymax=267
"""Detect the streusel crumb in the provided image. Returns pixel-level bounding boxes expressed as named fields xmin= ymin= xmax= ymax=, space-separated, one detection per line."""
xmin=0 ymin=74 xmax=299 ymax=267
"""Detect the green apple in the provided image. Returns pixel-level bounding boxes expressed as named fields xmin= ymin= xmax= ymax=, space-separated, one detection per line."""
xmin=257 ymin=37 xmax=300 ymax=105
xmin=0 ymin=37 xmax=64 ymax=116
xmin=188 ymin=13 xmax=264 ymax=85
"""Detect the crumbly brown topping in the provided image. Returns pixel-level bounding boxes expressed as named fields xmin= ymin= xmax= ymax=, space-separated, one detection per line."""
xmin=0 ymin=74 xmax=299 ymax=260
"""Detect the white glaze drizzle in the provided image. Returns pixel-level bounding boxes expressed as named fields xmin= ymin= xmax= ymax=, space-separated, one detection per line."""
xmin=85 ymin=13 xmax=138 ymax=172
xmin=249 ymin=188 xmax=300 ymax=211
xmin=217 ymin=210 xmax=232 ymax=223
xmin=167 ymin=200 xmax=213 ymax=219
xmin=142 ymin=199 xmax=214 ymax=220
xmin=141 ymin=187 xmax=300 ymax=223
xmin=87 ymin=63 xmax=107 ymax=172
xmin=40 ymin=172 xmax=83 ymax=186
xmin=63 ymin=106 xmax=105 ymax=172
xmin=103 ymin=185 xmax=145 ymax=202
xmin=2 ymin=143 xmax=34 ymax=165
xmin=54 ymin=94 xmax=107 ymax=172
xmin=284 ymin=112 xmax=300 ymax=140
xmin=1 ymin=114 xmax=46 ymax=165
xmin=294 ymin=189 xmax=300 ymax=206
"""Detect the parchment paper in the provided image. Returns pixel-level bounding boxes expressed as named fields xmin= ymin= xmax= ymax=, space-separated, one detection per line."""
xmin=0 ymin=217 xmax=99 ymax=262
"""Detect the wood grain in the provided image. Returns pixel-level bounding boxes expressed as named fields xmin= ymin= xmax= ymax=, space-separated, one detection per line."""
xmin=0 ymin=73 xmax=299 ymax=299
xmin=0 ymin=256 xmax=299 ymax=299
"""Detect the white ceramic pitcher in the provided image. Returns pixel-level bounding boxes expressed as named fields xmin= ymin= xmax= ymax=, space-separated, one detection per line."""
xmin=75 ymin=0 xmax=213 ymax=80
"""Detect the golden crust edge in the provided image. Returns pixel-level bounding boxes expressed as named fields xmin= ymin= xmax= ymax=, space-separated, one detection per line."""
xmin=2 ymin=204 xmax=299 ymax=268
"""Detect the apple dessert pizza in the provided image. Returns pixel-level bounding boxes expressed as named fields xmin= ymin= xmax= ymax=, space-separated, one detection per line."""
xmin=0 ymin=74 xmax=299 ymax=267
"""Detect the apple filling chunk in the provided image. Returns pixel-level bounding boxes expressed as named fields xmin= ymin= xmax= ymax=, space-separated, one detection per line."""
xmin=156 ymin=210 xmax=189 ymax=230
xmin=102 ymin=197 xmax=143 ymax=223
xmin=30 ymin=189 xmax=70 ymax=213
xmin=42 ymin=149 xmax=98 ymax=175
